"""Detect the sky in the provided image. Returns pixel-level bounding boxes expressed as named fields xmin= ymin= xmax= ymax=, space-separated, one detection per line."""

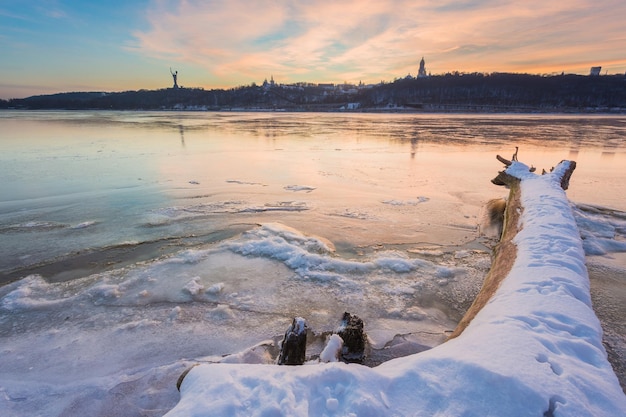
xmin=1 ymin=0 xmax=625 ymax=99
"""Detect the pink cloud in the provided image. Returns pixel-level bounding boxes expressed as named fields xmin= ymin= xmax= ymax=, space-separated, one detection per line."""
xmin=131 ymin=0 xmax=626 ymax=86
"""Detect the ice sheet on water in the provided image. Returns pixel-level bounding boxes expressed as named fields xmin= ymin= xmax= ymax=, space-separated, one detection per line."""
xmin=330 ymin=208 xmax=377 ymax=220
xmin=0 ymin=221 xmax=491 ymax=416
xmin=143 ymin=201 xmax=247 ymax=225
xmin=70 ymin=220 xmax=98 ymax=229
xmin=381 ymin=196 xmax=429 ymax=206
xmin=224 ymin=223 xmax=440 ymax=287
xmin=240 ymin=201 xmax=310 ymax=213
xmin=0 ymin=220 xmax=98 ymax=233
xmin=284 ymin=184 xmax=316 ymax=192
xmin=1 ymin=222 xmax=482 ymax=322
xmin=572 ymin=203 xmax=626 ymax=256
xmin=144 ymin=201 xmax=310 ymax=226
xmin=226 ymin=179 xmax=267 ymax=186
xmin=3 ymin=224 xmax=484 ymax=351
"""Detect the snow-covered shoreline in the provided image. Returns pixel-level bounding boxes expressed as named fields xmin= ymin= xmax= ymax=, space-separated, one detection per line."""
xmin=166 ymin=161 xmax=626 ymax=416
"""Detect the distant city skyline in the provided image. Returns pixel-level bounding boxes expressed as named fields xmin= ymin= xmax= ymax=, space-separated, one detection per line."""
xmin=1 ymin=0 xmax=625 ymax=100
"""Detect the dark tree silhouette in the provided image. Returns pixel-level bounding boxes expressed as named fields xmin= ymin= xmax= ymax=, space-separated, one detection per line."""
xmin=5 ymin=73 xmax=626 ymax=112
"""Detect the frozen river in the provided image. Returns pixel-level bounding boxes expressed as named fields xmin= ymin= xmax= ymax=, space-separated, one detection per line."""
xmin=1 ymin=111 xmax=625 ymax=415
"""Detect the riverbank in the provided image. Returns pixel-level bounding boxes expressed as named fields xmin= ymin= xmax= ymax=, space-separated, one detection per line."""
xmin=3 ymin=73 xmax=625 ymax=113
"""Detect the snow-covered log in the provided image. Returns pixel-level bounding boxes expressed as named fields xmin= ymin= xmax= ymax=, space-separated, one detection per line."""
xmin=165 ymin=156 xmax=626 ymax=417
xmin=448 ymin=155 xmax=576 ymax=339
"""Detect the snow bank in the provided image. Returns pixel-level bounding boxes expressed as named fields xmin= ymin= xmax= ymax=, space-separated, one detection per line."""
xmin=165 ymin=161 xmax=626 ymax=417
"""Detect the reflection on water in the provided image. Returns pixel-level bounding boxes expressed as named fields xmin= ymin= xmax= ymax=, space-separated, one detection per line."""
xmin=179 ymin=124 xmax=185 ymax=147
xmin=1 ymin=111 xmax=626 ymax=276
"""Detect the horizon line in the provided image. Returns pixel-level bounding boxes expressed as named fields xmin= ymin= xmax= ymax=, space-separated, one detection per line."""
xmin=4 ymin=69 xmax=623 ymax=101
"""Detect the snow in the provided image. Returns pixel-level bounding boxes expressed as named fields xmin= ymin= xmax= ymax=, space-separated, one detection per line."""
xmin=165 ymin=161 xmax=626 ymax=417
xmin=319 ymin=335 xmax=343 ymax=363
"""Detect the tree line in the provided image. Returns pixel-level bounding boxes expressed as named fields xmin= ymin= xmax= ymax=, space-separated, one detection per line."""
xmin=1 ymin=72 xmax=625 ymax=112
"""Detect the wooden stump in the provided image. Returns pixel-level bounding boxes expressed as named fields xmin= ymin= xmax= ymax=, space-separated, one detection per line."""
xmin=337 ymin=312 xmax=367 ymax=363
xmin=278 ymin=317 xmax=308 ymax=365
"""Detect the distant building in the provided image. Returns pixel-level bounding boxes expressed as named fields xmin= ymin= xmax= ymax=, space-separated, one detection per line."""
xmin=418 ymin=57 xmax=428 ymax=78
xmin=590 ymin=66 xmax=602 ymax=76
xmin=262 ymin=75 xmax=276 ymax=90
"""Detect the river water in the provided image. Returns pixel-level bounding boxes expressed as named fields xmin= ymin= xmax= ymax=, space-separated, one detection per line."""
xmin=0 ymin=111 xmax=624 ymax=415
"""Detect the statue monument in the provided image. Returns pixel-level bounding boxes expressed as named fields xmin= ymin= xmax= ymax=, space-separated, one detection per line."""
xmin=170 ymin=67 xmax=179 ymax=89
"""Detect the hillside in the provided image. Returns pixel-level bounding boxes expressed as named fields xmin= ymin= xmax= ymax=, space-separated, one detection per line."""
xmin=2 ymin=73 xmax=626 ymax=112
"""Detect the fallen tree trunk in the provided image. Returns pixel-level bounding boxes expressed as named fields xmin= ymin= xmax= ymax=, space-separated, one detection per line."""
xmin=448 ymin=154 xmax=576 ymax=339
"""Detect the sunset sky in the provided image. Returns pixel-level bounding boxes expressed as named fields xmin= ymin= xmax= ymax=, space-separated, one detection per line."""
xmin=1 ymin=0 xmax=625 ymax=99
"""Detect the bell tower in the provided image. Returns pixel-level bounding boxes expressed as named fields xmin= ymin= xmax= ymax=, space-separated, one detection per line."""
xmin=418 ymin=57 xmax=427 ymax=78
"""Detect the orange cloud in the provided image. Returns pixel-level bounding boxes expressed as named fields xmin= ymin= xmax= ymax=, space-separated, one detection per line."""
xmin=131 ymin=0 xmax=626 ymax=87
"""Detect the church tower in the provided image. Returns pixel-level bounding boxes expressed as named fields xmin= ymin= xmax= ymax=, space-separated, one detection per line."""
xmin=418 ymin=57 xmax=427 ymax=78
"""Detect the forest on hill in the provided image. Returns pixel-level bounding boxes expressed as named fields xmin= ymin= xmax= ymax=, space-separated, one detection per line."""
xmin=2 ymin=72 xmax=625 ymax=112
